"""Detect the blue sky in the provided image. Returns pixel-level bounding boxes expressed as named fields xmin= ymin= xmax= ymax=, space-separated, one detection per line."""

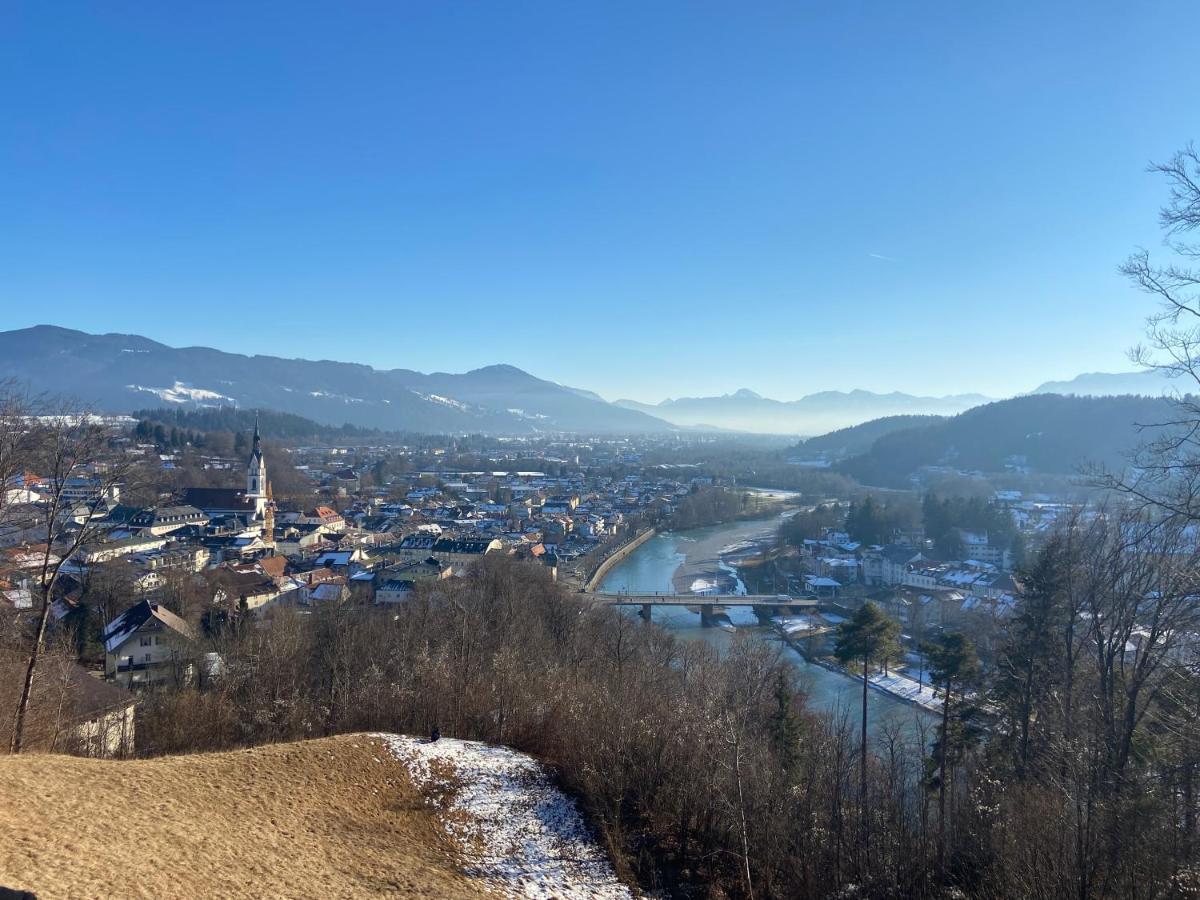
xmin=2 ymin=2 xmax=1196 ymax=402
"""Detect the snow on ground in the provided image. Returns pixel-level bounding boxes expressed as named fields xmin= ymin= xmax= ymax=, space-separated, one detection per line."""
xmin=719 ymin=540 xmax=757 ymax=555
xmin=773 ymin=615 xmax=818 ymax=634
xmin=413 ymin=392 xmax=471 ymax=410
xmin=308 ymin=390 xmax=365 ymax=403
xmin=690 ymin=577 xmax=718 ymax=593
xmin=126 ymin=381 xmax=236 ymax=405
xmin=867 ymin=671 xmax=943 ymax=712
xmin=376 ymin=734 xmax=633 ymax=900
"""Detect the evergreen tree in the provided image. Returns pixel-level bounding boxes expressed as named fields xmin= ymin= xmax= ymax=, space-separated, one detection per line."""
xmin=834 ymin=601 xmax=901 ymax=861
xmin=994 ymin=531 xmax=1068 ymax=777
xmin=927 ymin=631 xmax=980 ymax=872
xmin=769 ymin=669 xmax=803 ymax=779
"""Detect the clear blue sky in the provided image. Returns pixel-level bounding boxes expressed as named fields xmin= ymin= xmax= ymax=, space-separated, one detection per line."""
xmin=2 ymin=2 xmax=1195 ymax=402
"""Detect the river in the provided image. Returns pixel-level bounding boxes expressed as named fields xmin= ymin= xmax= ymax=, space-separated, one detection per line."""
xmin=598 ymin=510 xmax=933 ymax=738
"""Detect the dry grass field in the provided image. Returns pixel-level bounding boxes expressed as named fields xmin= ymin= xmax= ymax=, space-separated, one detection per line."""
xmin=0 ymin=734 xmax=494 ymax=899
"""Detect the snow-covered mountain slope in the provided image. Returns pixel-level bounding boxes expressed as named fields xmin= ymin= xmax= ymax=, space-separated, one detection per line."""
xmin=0 ymin=326 xmax=672 ymax=434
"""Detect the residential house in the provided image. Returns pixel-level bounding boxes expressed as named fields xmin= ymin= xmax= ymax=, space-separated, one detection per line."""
xmin=103 ymin=600 xmax=198 ymax=687
xmin=0 ymin=660 xmax=136 ymax=757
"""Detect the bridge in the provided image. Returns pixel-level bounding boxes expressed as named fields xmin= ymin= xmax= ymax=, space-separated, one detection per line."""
xmin=591 ymin=591 xmax=818 ymax=624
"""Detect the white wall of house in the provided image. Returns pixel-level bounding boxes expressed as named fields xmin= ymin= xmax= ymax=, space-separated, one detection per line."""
xmin=106 ymin=623 xmax=190 ymax=687
xmin=76 ymin=704 xmax=136 ymax=758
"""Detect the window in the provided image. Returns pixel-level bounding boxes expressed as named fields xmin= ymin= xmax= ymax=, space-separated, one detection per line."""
xmin=144 ymin=653 xmax=152 ymax=663
xmin=139 ymin=636 xmax=152 ymax=647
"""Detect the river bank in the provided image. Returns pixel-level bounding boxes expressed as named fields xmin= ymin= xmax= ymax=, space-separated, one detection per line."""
xmin=777 ymin=634 xmax=944 ymax=714
xmin=583 ymin=527 xmax=657 ymax=591
xmin=598 ymin=513 xmax=936 ymax=736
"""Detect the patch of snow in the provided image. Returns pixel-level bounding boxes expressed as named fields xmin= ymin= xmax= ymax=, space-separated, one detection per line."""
xmin=507 ymin=408 xmax=550 ymax=420
xmin=376 ymin=734 xmax=632 ymax=899
xmin=690 ymin=578 xmax=717 ymax=593
xmin=719 ymin=540 xmax=756 ymax=555
xmin=421 ymin=393 xmax=469 ymax=410
xmin=867 ymin=671 xmax=943 ymax=712
xmin=308 ymin=390 xmax=364 ymax=403
xmin=126 ymin=382 xmax=236 ymax=405
xmin=773 ymin=615 xmax=818 ymax=635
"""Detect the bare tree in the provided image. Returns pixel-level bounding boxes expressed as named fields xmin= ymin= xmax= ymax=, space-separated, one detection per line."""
xmin=0 ymin=382 xmax=36 ymax=540
xmin=9 ymin=404 xmax=131 ymax=753
xmin=1104 ymin=144 xmax=1200 ymax=519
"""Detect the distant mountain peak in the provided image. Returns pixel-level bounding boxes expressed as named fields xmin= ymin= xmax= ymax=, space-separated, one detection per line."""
xmin=1030 ymin=369 xmax=1177 ymax=397
xmin=464 ymin=363 xmax=530 ymax=377
xmin=616 ymin=386 xmax=993 ymax=434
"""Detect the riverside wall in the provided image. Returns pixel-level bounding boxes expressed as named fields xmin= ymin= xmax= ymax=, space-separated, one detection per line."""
xmin=583 ymin=527 xmax=658 ymax=592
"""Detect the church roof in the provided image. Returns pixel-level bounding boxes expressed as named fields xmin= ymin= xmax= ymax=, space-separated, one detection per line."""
xmin=184 ymin=487 xmax=255 ymax=512
xmin=249 ymin=413 xmax=264 ymax=466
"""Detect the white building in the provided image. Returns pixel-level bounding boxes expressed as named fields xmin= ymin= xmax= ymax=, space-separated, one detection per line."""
xmin=103 ymin=600 xmax=198 ymax=687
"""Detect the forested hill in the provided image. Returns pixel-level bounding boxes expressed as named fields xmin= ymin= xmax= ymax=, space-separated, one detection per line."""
xmin=797 ymin=414 xmax=946 ymax=458
xmin=837 ymin=394 xmax=1175 ymax=487
xmin=132 ymin=407 xmax=393 ymax=445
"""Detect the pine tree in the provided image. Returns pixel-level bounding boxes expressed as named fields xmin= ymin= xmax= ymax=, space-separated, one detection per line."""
xmin=927 ymin=631 xmax=980 ymax=873
xmin=834 ymin=601 xmax=901 ymax=862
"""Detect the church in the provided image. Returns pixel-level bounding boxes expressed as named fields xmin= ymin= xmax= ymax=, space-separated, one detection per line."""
xmin=183 ymin=416 xmax=275 ymax=542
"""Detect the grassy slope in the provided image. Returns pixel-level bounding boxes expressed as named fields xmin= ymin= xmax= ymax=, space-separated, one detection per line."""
xmin=0 ymin=734 xmax=492 ymax=899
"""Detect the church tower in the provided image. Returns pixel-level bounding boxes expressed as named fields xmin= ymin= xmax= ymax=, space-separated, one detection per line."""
xmin=247 ymin=413 xmax=268 ymax=519
xmin=263 ymin=480 xmax=276 ymax=545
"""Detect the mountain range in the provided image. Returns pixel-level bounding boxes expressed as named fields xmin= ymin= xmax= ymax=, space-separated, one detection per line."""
xmin=615 ymin=389 xmax=993 ymax=435
xmin=1028 ymin=369 xmax=1178 ymax=397
xmin=0 ymin=326 xmax=669 ymax=435
xmin=0 ymin=325 xmax=1182 ymax=437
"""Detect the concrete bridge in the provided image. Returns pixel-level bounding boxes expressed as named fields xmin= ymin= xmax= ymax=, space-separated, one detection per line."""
xmin=591 ymin=591 xmax=818 ymax=625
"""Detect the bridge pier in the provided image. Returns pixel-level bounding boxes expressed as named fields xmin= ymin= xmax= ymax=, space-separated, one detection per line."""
xmin=700 ymin=607 xmax=718 ymax=628
xmin=639 ymin=603 xmax=652 ymax=621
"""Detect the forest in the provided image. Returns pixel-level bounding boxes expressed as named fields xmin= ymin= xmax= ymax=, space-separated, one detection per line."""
xmin=838 ymin=394 xmax=1176 ymax=487
xmin=132 ymin=406 xmax=394 ymax=445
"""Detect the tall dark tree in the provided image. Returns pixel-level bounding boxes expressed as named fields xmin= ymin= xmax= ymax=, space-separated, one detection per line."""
xmin=995 ymin=530 xmax=1070 ymax=777
xmin=834 ymin=601 xmax=900 ymax=861
xmin=927 ymin=630 xmax=979 ymax=873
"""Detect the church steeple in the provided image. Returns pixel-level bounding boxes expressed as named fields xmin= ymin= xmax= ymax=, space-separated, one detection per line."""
xmin=250 ymin=412 xmax=263 ymax=465
xmin=246 ymin=412 xmax=268 ymax=519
